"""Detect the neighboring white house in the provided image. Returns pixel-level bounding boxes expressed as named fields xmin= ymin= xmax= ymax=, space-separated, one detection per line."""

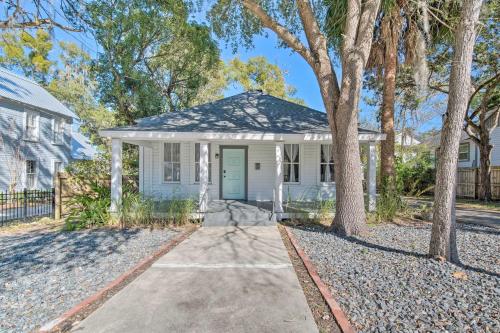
xmin=0 ymin=67 xmax=76 ymax=190
xmin=431 ymin=111 xmax=500 ymax=168
xmin=99 ymin=91 xmax=385 ymax=217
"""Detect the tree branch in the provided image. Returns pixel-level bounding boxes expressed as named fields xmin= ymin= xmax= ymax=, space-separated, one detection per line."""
xmin=466 ymin=72 xmax=500 ymax=110
xmin=240 ymin=0 xmax=315 ymax=67
xmin=0 ymin=18 xmax=81 ymax=32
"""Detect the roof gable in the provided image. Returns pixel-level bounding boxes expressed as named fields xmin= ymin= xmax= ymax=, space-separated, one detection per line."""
xmin=0 ymin=67 xmax=75 ymax=119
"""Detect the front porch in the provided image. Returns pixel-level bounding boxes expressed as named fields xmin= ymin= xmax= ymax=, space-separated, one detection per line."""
xmin=107 ymin=137 xmax=380 ymax=221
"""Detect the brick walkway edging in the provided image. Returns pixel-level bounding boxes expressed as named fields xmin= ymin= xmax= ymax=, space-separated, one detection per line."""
xmin=284 ymin=226 xmax=356 ymax=333
xmin=38 ymin=225 xmax=198 ymax=333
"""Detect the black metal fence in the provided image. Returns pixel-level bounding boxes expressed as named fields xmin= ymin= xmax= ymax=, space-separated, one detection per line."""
xmin=0 ymin=188 xmax=55 ymax=226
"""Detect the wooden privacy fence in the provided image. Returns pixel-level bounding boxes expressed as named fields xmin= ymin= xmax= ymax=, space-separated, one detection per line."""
xmin=54 ymin=172 xmax=138 ymax=219
xmin=456 ymin=167 xmax=500 ymax=199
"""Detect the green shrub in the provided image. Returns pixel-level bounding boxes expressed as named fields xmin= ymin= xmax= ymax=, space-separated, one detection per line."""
xmin=65 ymin=181 xmax=111 ymax=230
xmin=395 ymin=151 xmax=435 ymax=196
xmin=375 ymin=177 xmax=406 ymax=222
xmin=163 ymin=197 xmax=197 ymax=225
xmin=314 ymin=198 xmax=335 ymax=224
xmin=119 ymin=192 xmax=155 ymax=227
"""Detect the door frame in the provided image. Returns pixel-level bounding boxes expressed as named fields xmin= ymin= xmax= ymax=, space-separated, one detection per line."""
xmin=219 ymin=145 xmax=248 ymax=200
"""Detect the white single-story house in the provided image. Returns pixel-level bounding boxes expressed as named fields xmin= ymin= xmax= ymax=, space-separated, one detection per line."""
xmin=99 ymin=91 xmax=385 ymax=218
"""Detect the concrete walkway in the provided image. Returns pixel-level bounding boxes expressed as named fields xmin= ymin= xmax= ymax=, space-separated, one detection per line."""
xmin=72 ymin=226 xmax=318 ymax=333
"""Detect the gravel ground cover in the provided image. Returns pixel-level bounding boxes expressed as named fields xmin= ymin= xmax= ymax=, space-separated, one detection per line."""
xmin=0 ymin=228 xmax=180 ymax=333
xmin=291 ymin=223 xmax=500 ymax=332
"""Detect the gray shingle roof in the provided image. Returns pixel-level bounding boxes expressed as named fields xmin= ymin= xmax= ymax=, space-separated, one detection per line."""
xmin=0 ymin=67 xmax=75 ymax=118
xmin=106 ymin=91 xmax=378 ymax=134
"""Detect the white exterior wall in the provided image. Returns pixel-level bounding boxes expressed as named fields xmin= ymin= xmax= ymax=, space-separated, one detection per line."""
xmin=457 ymin=139 xmax=478 ymax=168
xmin=0 ymin=99 xmax=72 ymax=190
xmin=141 ymin=142 xmax=336 ymax=201
xmin=490 ymin=127 xmax=500 ymax=166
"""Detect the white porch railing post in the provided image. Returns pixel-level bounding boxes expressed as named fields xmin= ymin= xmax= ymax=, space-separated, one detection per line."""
xmin=368 ymin=141 xmax=377 ymax=212
xmin=275 ymin=142 xmax=284 ymax=220
xmin=110 ymin=138 xmax=123 ymax=213
xmin=199 ymin=141 xmax=209 ymax=213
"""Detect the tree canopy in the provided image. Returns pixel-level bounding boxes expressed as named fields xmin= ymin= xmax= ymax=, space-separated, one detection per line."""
xmin=88 ymin=0 xmax=220 ymax=124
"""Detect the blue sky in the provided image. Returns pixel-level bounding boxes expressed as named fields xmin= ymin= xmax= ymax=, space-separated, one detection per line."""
xmin=42 ymin=9 xmax=443 ymax=134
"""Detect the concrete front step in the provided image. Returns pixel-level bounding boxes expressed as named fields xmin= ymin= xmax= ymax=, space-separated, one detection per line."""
xmin=203 ymin=200 xmax=276 ymax=227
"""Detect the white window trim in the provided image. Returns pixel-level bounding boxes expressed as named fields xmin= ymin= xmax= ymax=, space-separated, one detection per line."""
xmin=193 ymin=142 xmax=213 ymax=184
xmin=458 ymin=142 xmax=470 ymax=162
xmin=26 ymin=160 xmax=37 ymax=189
xmin=52 ymin=160 xmax=63 ymax=175
xmin=52 ymin=117 xmax=64 ymax=145
xmin=161 ymin=142 xmax=181 ymax=184
xmin=283 ymin=143 xmax=301 ymax=184
xmin=320 ymin=144 xmax=335 ymax=184
xmin=24 ymin=110 xmax=39 ymax=142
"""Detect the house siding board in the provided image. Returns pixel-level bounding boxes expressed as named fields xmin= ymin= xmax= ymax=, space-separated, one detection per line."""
xmin=490 ymin=127 xmax=500 ymax=166
xmin=142 ymin=142 xmax=336 ymax=202
xmin=0 ymin=99 xmax=72 ymax=190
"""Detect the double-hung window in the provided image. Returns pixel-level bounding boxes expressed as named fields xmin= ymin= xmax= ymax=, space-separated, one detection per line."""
xmin=53 ymin=118 xmax=64 ymax=144
xmin=26 ymin=160 xmax=37 ymax=189
xmin=458 ymin=143 xmax=470 ymax=161
xmin=320 ymin=144 xmax=335 ymax=183
xmin=163 ymin=143 xmax=181 ymax=182
xmin=195 ymin=143 xmax=212 ymax=183
xmin=54 ymin=161 xmax=63 ymax=175
xmin=25 ymin=111 xmax=39 ymax=141
xmin=283 ymin=144 xmax=300 ymax=183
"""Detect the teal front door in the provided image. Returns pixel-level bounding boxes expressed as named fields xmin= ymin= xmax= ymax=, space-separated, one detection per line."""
xmin=222 ymin=148 xmax=246 ymax=200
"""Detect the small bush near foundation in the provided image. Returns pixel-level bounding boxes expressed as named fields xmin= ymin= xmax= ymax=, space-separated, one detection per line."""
xmin=314 ymin=199 xmax=335 ymax=223
xmin=162 ymin=198 xmax=197 ymax=225
xmin=119 ymin=193 xmax=155 ymax=227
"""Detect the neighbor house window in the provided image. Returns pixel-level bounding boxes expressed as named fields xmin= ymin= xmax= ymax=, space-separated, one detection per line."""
xmin=163 ymin=143 xmax=181 ymax=182
xmin=25 ymin=111 xmax=39 ymax=141
xmin=459 ymin=143 xmax=470 ymax=161
xmin=26 ymin=160 xmax=37 ymax=189
xmin=53 ymin=118 xmax=64 ymax=144
xmin=54 ymin=161 xmax=63 ymax=175
xmin=284 ymin=144 xmax=300 ymax=183
xmin=195 ymin=143 xmax=212 ymax=183
xmin=320 ymin=144 xmax=335 ymax=183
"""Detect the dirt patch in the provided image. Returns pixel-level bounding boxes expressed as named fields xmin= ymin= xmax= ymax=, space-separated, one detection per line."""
xmin=278 ymin=224 xmax=341 ymax=333
xmin=0 ymin=217 xmax=64 ymax=235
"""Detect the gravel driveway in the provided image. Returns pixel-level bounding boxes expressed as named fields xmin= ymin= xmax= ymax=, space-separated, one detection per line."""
xmin=291 ymin=223 xmax=500 ymax=332
xmin=0 ymin=228 xmax=179 ymax=333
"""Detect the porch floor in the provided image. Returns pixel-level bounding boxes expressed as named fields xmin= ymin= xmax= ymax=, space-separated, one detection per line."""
xmin=203 ymin=200 xmax=276 ymax=227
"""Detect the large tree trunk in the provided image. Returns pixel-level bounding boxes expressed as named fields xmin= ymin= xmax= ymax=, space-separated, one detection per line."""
xmin=380 ymin=10 xmax=400 ymax=182
xmin=330 ymin=59 xmax=367 ymax=235
xmin=478 ymin=139 xmax=493 ymax=201
xmin=429 ymin=0 xmax=483 ymax=263
xmin=241 ymin=0 xmax=380 ymax=236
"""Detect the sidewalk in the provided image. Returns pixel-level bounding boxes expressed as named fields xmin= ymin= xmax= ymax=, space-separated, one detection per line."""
xmin=72 ymin=226 xmax=318 ymax=332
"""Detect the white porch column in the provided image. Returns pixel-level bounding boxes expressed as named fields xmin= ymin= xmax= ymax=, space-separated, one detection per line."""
xmin=110 ymin=138 xmax=123 ymax=213
xmin=199 ymin=141 xmax=209 ymax=213
xmin=275 ymin=142 xmax=284 ymax=220
xmin=368 ymin=141 xmax=377 ymax=212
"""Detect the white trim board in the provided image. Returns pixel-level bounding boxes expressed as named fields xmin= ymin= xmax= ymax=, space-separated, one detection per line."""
xmin=100 ymin=130 xmax=386 ymax=142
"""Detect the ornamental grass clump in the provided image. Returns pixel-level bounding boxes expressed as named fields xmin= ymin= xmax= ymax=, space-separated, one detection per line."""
xmin=120 ymin=193 xmax=155 ymax=227
xmin=164 ymin=197 xmax=196 ymax=225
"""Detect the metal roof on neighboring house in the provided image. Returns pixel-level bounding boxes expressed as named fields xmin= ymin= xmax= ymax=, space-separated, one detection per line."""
xmin=71 ymin=130 xmax=98 ymax=160
xmin=104 ymin=90 xmax=379 ymax=135
xmin=0 ymin=67 xmax=76 ymax=119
